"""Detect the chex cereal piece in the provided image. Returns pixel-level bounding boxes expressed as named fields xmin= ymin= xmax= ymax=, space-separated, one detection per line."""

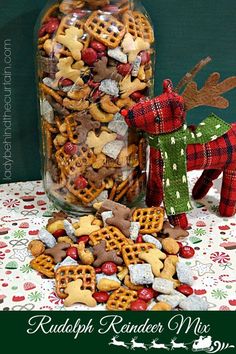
xmin=179 ymin=295 xmax=208 ymax=311
xmin=108 ymin=47 xmax=127 ymax=63
xmin=39 ymin=228 xmax=56 ymax=248
xmin=176 ymin=262 xmax=194 ymax=286
xmin=121 ymin=243 xmax=155 ymax=267
xmin=129 ymin=222 xmax=140 ymax=241
xmin=106 ymin=287 xmax=138 ymax=311
xmin=129 ymin=264 xmax=154 ymax=285
xmin=55 ymin=144 xmax=95 ymax=177
xmin=100 ymin=79 xmax=120 ymax=97
xmin=123 ymin=11 xmax=154 ymax=43
xmin=67 ymin=179 xmax=106 ymax=205
xmin=152 ymin=278 xmax=174 ymax=295
xmin=54 ymin=256 xmax=78 ymax=272
xmin=30 ymin=254 xmax=55 ymax=279
xmin=157 ymin=290 xmax=186 ymax=309
xmin=55 ymin=265 xmax=96 ymax=299
xmin=142 ymin=235 xmax=162 ymax=249
xmin=102 ymin=140 xmax=124 ymax=160
xmin=132 ymin=207 xmax=164 ymax=234
xmin=84 ymin=11 xmax=126 ymax=48
xmin=89 ymin=226 xmax=132 ymax=254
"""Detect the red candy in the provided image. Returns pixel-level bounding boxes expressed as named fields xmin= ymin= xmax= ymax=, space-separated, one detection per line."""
xmin=90 ymin=40 xmax=106 ymax=52
xmin=74 ymin=176 xmax=88 ymax=189
xmin=95 ymin=267 xmax=102 ymax=274
xmin=176 ymin=284 xmax=194 ymax=296
xmin=77 ymin=235 xmax=89 ymax=244
xmin=64 ymin=142 xmax=78 ymax=155
xmin=93 ymin=291 xmax=110 ymax=303
xmin=136 ymin=234 xmax=143 ymax=243
xmin=66 ymin=247 xmax=78 ymax=260
xmin=140 ymin=51 xmax=151 ymax=65
xmin=97 ymin=51 xmax=107 ymax=59
xmin=131 ymin=91 xmax=146 ymax=101
xmin=60 ymin=78 xmax=74 ymax=87
xmin=39 ymin=18 xmax=60 ymax=37
xmin=130 ymin=299 xmax=148 ymax=311
xmin=138 ymin=288 xmax=157 ymax=302
xmin=52 ymin=229 xmax=66 ymax=238
xmin=88 ymin=80 xmax=100 ymax=89
xmin=101 ymin=262 xmax=117 ymax=275
xmin=117 ymin=63 xmax=133 ymax=76
xmin=92 ymin=89 xmax=102 ymax=101
xmin=179 ymin=246 xmax=195 ymax=259
xmin=82 ymin=48 xmax=98 ymax=65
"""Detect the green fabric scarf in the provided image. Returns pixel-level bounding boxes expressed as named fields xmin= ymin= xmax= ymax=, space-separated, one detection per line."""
xmin=148 ymin=113 xmax=231 ymax=215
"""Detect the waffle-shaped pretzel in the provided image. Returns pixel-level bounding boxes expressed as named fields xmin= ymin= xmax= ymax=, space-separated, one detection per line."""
xmin=67 ymin=179 xmax=106 ymax=204
xmin=106 ymin=287 xmax=138 ymax=311
xmin=89 ymin=226 xmax=132 ymax=254
xmin=55 ymin=265 xmax=96 ymax=298
xmin=121 ymin=243 xmax=155 ymax=267
xmin=55 ymin=144 xmax=95 ymax=176
xmin=56 ymin=15 xmax=90 ymax=49
xmin=30 ymin=254 xmax=55 ymax=278
xmin=84 ymin=11 xmax=126 ymax=48
xmin=132 ymin=207 xmax=164 ymax=234
xmin=123 ymin=11 xmax=154 ymax=44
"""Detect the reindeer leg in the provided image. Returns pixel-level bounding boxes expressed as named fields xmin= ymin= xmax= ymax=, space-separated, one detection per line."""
xmin=146 ymin=149 xmax=163 ymax=207
xmin=168 ymin=214 xmax=189 ymax=230
xmin=219 ymin=169 xmax=236 ymax=217
xmin=192 ymin=169 xmax=222 ymax=200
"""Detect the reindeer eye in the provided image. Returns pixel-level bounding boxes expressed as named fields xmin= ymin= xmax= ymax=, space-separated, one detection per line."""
xmin=155 ymin=116 xmax=160 ymax=123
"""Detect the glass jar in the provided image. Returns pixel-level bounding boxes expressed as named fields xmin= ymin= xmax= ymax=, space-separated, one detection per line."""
xmin=36 ymin=0 xmax=155 ymax=215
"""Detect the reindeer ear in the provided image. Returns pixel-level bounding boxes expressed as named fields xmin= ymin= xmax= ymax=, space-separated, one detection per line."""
xmin=163 ymin=79 xmax=174 ymax=93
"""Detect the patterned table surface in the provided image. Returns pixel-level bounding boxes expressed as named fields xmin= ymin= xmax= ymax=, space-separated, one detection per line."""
xmin=0 ymin=172 xmax=235 ymax=311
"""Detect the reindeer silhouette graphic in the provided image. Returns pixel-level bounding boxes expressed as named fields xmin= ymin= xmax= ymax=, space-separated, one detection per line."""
xmin=149 ymin=338 xmax=169 ymax=350
xmin=109 ymin=336 xmax=129 ymax=349
xmin=130 ymin=337 xmax=148 ymax=351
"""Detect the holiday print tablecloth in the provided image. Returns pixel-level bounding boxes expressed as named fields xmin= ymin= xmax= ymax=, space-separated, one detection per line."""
xmin=0 ymin=172 xmax=235 ymax=311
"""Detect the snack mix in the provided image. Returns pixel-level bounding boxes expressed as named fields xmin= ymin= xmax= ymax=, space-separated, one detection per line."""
xmin=28 ymin=202 xmax=208 ymax=311
xmin=37 ymin=0 xmax=154 ymax=213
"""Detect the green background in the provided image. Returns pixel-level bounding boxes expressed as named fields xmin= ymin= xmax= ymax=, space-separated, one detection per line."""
xmin=0 ymin=312 xmax=236 ymax=353
xmin=1 ymin=0 xmax=236 ymax=183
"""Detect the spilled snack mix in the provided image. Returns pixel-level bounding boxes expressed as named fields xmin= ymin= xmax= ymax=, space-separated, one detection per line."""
xmin=37 ymin=0 xmax=154 ymax=214
xmin=28 ymin=202 xmax=208 ymax=311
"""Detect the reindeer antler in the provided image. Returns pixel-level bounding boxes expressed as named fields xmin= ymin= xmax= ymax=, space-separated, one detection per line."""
xmin=182 ymin=72 xmax=236 ymax=111
xmin=175 ymin=57 xmax=236 ymax=111
xmin=175 ymin=57 xmax=212 ymax=93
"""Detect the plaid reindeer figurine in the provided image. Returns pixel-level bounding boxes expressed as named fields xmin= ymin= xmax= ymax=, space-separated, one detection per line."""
xmin=123 ymin=57 xmax=236 ymax=229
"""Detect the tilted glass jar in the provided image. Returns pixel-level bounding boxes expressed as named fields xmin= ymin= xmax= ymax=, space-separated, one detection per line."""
xmin=36 ymin=0 xmax=155 ymax=215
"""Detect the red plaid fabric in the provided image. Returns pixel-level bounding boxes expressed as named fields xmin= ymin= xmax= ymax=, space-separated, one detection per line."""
xmin=125 ymin=78 xmax=236 ymax=229
xmin=126 ymin=80 xmax=186 ymax=134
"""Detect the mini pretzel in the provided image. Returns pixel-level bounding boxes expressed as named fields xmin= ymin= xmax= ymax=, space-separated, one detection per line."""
xmin=100 ymin=95 xmax=120 ymax=114
xmin=89 ymin=104 xmax=114 ymax=123
xmin=118 ymin=144 xmax=139 ymax=167
xmin=40 ymin=83 xmax=63 ymax=104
